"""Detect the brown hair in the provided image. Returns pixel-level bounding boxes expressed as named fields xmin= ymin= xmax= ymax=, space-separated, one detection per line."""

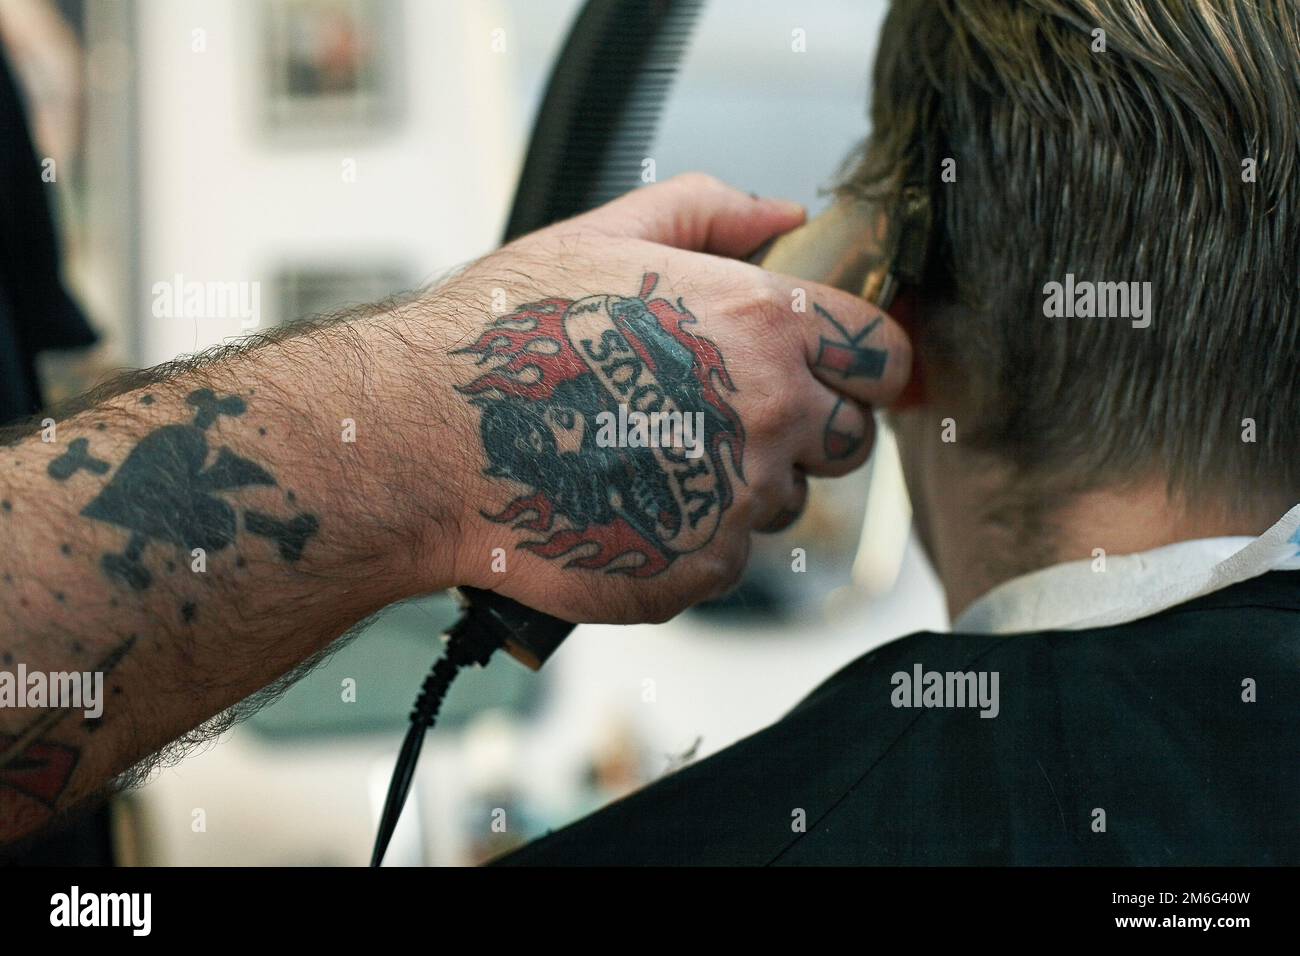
xmin=839 ymin=0 xmax=1300 ymax=508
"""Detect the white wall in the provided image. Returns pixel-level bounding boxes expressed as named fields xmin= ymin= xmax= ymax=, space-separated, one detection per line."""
xmin=134 ymin=0 xmax=579 ymax=365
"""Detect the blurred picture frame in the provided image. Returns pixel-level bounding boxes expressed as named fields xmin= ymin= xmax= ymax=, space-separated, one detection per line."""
xmin=260 ymin=0 xmax=402 ymax=138
xmin=272 ymin=262 xmax=412 ymax=326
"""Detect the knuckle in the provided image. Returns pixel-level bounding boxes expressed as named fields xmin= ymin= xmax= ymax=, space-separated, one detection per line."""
xmin=749 ymin=280 xmax=794 ymax=327
xmin=727 ymin=485 xmax=760 ymax=529
xmin=707 ymin=539 xmax=751 ymax=599
xmin=632 ymin=592 xmax=682 ymax=626
xmin=676 ymin=547 xmax=746 ymax=610
xmin=751 ymin=387 xmax=799 ymax=440
xmin=672 ymin=171 xmax=725 ymax=194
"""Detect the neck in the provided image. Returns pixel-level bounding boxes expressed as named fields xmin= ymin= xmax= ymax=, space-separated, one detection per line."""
xmin=929 ymin=476 xmax=1290 ymax=621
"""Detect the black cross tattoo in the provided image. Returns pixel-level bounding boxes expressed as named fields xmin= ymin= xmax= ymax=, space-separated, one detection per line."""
xmin=244 ymin=511 xmax=320 ymax=562
xmin=47 ymin=438 xmax=111 ymax=482
xmin=188 ymin=388 xmax=247 ymax=429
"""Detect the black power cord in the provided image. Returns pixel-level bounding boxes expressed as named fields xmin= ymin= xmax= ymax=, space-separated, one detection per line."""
xmin=369 ymin=608 xmax=499 ymax=867
xmin=369 ymin=588 xmax=576 ymax=867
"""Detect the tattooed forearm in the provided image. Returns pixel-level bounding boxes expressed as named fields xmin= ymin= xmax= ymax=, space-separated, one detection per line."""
xmin=1 ymin=382 xmax=329 ymax=839
xmin=0 ymin=304 xmax=458 ymax=845
xmin=454 ymin=273 xmax=745 ymax=577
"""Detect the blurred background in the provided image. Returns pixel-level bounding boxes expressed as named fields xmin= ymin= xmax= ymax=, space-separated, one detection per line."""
xmin=3 ymin=0 xmax=945 ymax=865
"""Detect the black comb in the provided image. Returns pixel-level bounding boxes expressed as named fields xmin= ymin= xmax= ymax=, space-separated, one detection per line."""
xmin=504 ymin=0 xmax=706 ymax=239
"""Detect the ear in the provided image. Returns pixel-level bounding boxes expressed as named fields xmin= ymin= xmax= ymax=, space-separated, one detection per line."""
xmin=887 ymin=288 xmax=926 ymax=409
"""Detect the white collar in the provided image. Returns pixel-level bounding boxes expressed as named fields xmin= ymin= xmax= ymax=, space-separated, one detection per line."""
xmin=953 ymin=504 xmax=1300 ymax=635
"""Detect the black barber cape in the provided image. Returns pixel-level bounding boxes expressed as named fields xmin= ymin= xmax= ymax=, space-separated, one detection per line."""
xmin=497 ymin=571 xmax=1300 ymax=865
xmin=0 ymin=40 xmax=110 ymax=865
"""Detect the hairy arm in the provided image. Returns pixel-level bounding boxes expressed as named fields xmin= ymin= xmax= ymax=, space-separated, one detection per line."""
xmin=0 ymin=174 xmax=909 ymax=850
xmin=0 ymin=300 xmax=468 ymax=845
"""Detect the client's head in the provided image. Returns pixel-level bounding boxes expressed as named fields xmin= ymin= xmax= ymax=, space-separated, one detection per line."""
xmin=840 ymin=0 xmax=1300 ymax=615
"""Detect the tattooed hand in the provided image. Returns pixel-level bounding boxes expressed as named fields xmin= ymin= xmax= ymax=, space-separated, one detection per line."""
xmin=440 ymin=174 xmax=911 ymax=624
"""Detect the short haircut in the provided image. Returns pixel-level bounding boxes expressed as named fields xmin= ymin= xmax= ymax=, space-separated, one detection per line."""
xmin=839 ymin=0 xmax=1300 ymax=509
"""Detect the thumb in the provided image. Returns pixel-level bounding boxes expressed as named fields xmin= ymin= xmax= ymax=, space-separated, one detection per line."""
xmin=574 ymin=173 xmax=806 ymax=258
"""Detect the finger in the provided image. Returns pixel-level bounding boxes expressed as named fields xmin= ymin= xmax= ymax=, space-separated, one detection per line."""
xmin=795 ymin=383 xmax=877 ymax=477
xmin=765 ymin=273 xmax=913 ymax=409
xmin=575 ymin=173 xmax=806 ymax=257
xmin=756 ymin=468 xmax=810 ymax=533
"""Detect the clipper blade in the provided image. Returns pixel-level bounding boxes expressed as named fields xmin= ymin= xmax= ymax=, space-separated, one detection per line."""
xmin=757 ymin=188 xmax=931 ymax=309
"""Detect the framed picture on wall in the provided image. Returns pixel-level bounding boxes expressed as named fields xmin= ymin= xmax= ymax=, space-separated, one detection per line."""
xmin=272 ymin=263 xmax=412 ymax=326
xmin=260 ymin=0 xmax=402 ymax=138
